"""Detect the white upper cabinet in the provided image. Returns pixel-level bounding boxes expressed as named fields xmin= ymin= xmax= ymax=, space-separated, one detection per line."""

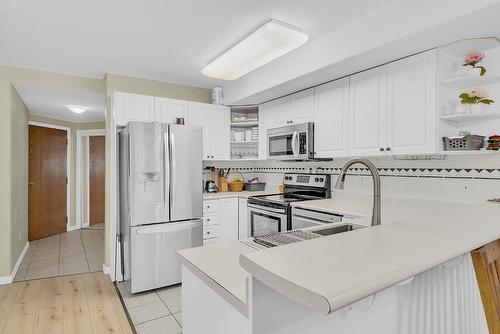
xmin=265 ymin=89 xmax=315 ymax=129
xmin=288 ymin=88 xmax=315 ymax=124
xmin=349 ymin=66 xmax=388 ymax=156
xmin=188 ymin=102 xmax=230 ymax=160
xmin=154 ymin=97 xmax=188 ymax=124
xmin=313 ymin=78 xmax=349 ymax=158
xmin=386 ymin=50 xmax=437 ymax=155
xmin=114 ymin=92 xmax=155 ymax=126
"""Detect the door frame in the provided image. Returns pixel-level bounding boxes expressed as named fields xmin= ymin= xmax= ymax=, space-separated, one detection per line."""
xmin=76 ymin=129 xmax=105 ymax=230
xmin=28 ymin=121 xmax=71 ymax=231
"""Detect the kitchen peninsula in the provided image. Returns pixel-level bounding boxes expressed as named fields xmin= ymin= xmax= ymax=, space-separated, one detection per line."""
xmin=178 ymin=191 xmax=500 ymax=334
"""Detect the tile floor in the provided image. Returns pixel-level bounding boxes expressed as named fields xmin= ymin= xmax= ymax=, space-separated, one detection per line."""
xmin=117 ymin=282 xmax=183 ymax=334
xmin=14 ymin=223 xmax=105 ymax=281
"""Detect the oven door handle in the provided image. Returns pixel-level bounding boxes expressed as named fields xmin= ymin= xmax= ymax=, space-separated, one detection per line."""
xmin=248 ymin=204 xmax=286 ymax=215
xmin=291 ymin=131 xmax=298 ymax=157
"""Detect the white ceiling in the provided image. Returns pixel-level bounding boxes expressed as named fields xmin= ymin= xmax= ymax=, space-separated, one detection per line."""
xmin=0 ymin=0 xmax=391 ymax=89
xmin=14 ymin=83 xmax=105 ymax=123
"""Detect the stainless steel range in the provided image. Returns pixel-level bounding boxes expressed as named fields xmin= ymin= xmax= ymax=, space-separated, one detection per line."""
xmin=247 ymin=173 xmax=331 ymax=237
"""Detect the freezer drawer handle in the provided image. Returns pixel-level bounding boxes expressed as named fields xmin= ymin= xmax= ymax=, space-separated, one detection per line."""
xmin=134 ymin=222 xmax=198 ymax=235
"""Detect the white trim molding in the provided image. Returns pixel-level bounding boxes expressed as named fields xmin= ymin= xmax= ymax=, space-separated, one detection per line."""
xmin=0 ymin=241 xmax=29 ymax=285
xmin=28 ymin=121 xmax=72 ymax=231
xmin=76 ymin=129 xmax=106 ymax=230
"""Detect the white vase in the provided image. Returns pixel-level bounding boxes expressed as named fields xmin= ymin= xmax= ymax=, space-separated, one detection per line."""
xmin=470 ymin=104 xmax=483 ymax=114
xmin=456 ymin=104 xmax=470 ymax=114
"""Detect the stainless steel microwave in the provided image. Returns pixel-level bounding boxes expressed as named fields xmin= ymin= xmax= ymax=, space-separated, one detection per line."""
xmin=267 ymin=122 xmax=314 ymax=160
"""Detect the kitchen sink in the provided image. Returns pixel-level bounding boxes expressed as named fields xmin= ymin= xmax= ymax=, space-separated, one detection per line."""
xmin=310 ymin=224 xmax=364 ymax=236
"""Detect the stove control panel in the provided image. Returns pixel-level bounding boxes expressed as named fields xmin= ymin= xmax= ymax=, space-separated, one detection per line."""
xmin=283 ymin=173 xmax=328 ymax=188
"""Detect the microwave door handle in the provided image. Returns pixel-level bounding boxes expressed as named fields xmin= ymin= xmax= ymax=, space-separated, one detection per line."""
xmin=291 ymin=131 xmax=298 ymax=157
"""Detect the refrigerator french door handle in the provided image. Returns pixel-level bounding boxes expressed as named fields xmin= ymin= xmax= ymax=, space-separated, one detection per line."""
xmin=164 ymin=130 xmax=170 ymax=219
xmin=170 ymin=130 xmax=176 ymax=216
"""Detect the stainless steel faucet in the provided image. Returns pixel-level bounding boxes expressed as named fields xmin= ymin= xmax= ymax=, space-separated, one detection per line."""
xmin=334 ymin=158 xmax=381 ymax=226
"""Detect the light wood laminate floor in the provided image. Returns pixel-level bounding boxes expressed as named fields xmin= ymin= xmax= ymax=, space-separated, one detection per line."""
xmin=0 ymin=272 xmax=133 ymax=334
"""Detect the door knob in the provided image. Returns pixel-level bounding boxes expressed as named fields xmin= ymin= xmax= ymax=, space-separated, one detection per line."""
xmin=379 ymin=147 xmax=385 ymax=152
xmin=28 ymin=182 xmax=35 ymax=186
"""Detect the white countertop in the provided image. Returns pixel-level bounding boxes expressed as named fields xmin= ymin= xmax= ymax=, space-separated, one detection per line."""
xmin=239 ymin=191 xmax=500 ymax=315
xmin=203 ymin=189 xmax=278 ymax=200
xmin=177 ymin=241 xmax=257 ymax=316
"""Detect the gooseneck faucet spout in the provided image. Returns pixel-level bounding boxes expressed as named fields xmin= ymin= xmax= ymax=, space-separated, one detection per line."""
xmin=335 ymin=158 xmax=381 ymax=226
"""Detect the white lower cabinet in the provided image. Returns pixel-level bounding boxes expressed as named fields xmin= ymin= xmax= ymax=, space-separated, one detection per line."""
xmin=238 ymin=198 xmax=248 ymax=239
xmin=202 ymin=197 xmax=242 ymax=245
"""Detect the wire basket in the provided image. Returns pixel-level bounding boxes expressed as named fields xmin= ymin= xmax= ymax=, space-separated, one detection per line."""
xmin=442 ymin=135 xmax=485 ymax=151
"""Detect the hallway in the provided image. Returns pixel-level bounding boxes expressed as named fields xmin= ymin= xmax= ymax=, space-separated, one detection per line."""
xmin=14 ymin=224 xmax=104 ymax=282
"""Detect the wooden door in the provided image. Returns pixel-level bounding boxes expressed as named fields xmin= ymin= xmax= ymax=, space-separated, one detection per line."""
xmin=89 ymin=136 xmax=105 ymax=225
xmin=314 ymin=78 xmax=350 ymax=158
xmin=471 ymin=240 xmax=500 ymax=333
xmin=386 ymin=50 xmax=437 ymax=155
xmin=28 ymin=125 xmax=67 ymax=240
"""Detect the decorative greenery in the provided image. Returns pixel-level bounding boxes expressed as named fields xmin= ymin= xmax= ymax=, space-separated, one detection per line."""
xmin=459 ymin=91 xmax=494 ymax=105
xmin=462 ymin=52 xmax=486 ymax=76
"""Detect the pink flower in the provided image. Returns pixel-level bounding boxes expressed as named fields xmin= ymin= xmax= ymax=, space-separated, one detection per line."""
xmin=465 ymin=52 xmax=484 ymax=65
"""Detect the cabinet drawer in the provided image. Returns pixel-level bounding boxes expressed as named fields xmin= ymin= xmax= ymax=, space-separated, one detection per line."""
xmin=203 ymin=225 xmax=219 ymax=240
xmin=203 ymin=213 xmax=218 ymax=226
xmin=203 ymin=200 xmax=219 ymax=213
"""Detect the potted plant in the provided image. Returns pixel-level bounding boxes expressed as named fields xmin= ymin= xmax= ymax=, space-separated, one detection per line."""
xmin=459 ymin=90 xmax=494 ymax=113
xmin=462 ymin=52 xmax=487 ymax=76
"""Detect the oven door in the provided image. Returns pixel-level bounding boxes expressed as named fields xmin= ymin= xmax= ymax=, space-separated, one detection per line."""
xmin=247 ymin=204 xmax=287 ymax=237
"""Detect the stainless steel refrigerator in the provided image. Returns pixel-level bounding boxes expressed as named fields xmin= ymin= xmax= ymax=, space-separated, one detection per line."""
xmin=119 ymin=122 xmax=203 ymax=293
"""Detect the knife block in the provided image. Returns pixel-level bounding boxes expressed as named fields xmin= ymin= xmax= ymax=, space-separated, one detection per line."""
xmin=218 ymin=177 xmax=228 ymax=192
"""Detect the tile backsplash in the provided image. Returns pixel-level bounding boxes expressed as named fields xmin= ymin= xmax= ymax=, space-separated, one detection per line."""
xmin=204 ymin=154 xmax=500 ymax=204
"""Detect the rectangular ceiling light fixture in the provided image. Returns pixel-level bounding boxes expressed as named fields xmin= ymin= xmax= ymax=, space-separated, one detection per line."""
xmin=202 ymin=19 xmax=308 ymax=80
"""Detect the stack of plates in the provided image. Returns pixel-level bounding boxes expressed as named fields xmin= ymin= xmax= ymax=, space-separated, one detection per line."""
xmin=251 ymin=127 xmax=259 ymax=141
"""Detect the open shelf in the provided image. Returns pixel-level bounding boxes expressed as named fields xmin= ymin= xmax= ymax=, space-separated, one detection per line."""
xmin=440 ymin=75 xmax=500 ymax=90
xmin=437 ymin=150 xmax=497 ymax=155
xmin=230 ymin=141 xmax=258 ymax=144
xmin=230 ymin=121 xmax=259 ymax=127
xmin=440 ymin=113 xmax=500 ymax=122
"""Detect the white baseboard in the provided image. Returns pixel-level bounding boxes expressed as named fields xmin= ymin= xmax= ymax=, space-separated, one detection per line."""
xmin=0 ymin=241 xmax=29 ymax=285
xmin=67 ymin=224 xmax=79 ymax=232
xmin=103 ymin=264 xmax=111 ymax=275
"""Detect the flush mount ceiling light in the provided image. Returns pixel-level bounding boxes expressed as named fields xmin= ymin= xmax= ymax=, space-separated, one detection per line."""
xmin=68 ymin=106 xmax=87 ymax=114
xmin=201 ymin=19 xmax=309 ymax=80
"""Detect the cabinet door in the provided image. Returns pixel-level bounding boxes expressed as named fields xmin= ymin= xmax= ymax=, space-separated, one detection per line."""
xmin=114 ymin=92 xmax=155 ymax=126
xmin=289 ymin=88 xmax=314 ymax=124
xmin=154 ymin=97 xmax=188 ymax=124
xmin=238 ymin=198 xmax=248 ymax=239
xmin=349 ymin=66 xmax=387 ymax=156
xmin=268 ymin=98 xmax=291 ymax=128
xmin=313 ymin=78 xmax=349 ymax=158
xmin=208 ymin=104 xmax=231 ymax=160
xmin=386 ymin=50 xmax=437 ymax=155
xmin=218 ymin=198 xmax=239 ymax=241
xmin=188 ymin=102 xmax=230 ymax=160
